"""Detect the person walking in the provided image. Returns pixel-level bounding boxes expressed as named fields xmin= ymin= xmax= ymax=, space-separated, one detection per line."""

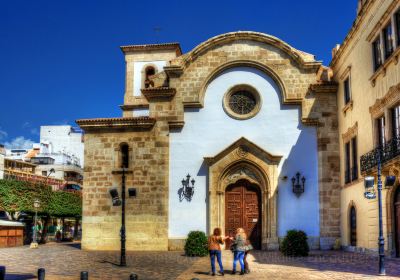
xmin=208 ymin=227 xmax=227 ymax=276
xmin=231 ymin=228 xmax=247 ymax=275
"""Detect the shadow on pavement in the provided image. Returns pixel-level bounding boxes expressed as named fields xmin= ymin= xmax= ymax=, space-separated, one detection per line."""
xmin=251 ymin=250 xmax=400 ymax=278
xmin=60 ymin=242 xmax=81 ymax=249
xmin=5 ymin=273 xmax=36 ymax=280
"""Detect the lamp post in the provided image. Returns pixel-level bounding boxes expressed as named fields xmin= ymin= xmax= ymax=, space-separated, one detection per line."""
xmin=109 ymin=168 xmax=136 ymax=267
xmin=364 ymin=148 xmax=396 ymax=276
xmin=30 ymin=199 xmax=40 ymax=249
xmin=120 ymin=167 xmax=126 ymax=267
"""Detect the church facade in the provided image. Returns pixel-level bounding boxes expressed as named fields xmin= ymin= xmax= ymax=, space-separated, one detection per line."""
xmin=77 ymin=31 xmax=341 ymax=251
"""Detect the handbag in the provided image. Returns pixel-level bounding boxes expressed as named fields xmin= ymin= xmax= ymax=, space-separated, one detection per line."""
xmin=245 ymin=244 xmax=254 ymax=251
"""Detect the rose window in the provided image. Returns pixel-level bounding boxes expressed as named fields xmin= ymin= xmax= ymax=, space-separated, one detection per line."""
xmin=228 ymin=91 xmax=257 ymax=115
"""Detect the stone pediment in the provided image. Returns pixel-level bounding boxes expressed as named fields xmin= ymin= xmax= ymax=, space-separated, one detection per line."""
xmin=204 ymin=137 xmax=282 ymax=166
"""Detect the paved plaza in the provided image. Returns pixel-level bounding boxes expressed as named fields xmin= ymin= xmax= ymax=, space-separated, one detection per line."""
xmin=0 ymin=243 xmax=400 ymax=279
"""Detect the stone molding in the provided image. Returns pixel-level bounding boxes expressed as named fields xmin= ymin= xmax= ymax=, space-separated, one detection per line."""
xmin=204 ymin=137 xmax=282 ymax=250
xmin=222 ymin=84 xmax=262 ymax=120
xmin=141 ymin=87 xmax=176 ymax=101
xmin=369 ymin=82 xmax=400 ymax=118
xmin=342 ymin=122 xmax=358 ymax=143
xmin=204 ymin=137 xmax=282 ymax=166
xmin=76 ymin=117 xmax=156 ymax=132
xmin=180 ymin=31 xmax=321 ymax=70
xmin=330 ymin=0 xmax=377 ymax=67
xmin=120 ymin=42 xmax=182 ymax=56
xmin=366 ymin=0 xmax=400 ymax=42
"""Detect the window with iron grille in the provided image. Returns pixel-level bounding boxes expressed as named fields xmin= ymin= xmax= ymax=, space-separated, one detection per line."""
xmin=351 ymin=137 xmax=358 ymax=181
xmin=392 ymin=105 xmax=400 ymax=139
xmin=383 ymin=23 xmax=394 ymax=59
xmin=395 ymin=10 xmax=400 ymax=47
xmin=372 ymin=37 xmax=383 ymax=71
xmin=377 ymin=116 xmax=386 ymax=147
xmin=345 ymin=142 xmax=351 ymax=184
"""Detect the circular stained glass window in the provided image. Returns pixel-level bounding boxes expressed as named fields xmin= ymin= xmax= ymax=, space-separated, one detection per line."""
xmin=223 ymin=85 xmax=261 ymax=120
xmin=229 ymin=91 xmax=257 ymax=115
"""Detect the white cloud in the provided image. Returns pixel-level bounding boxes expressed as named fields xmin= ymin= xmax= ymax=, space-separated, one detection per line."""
xmin=4 ymin=136 xmax=34 ymax=149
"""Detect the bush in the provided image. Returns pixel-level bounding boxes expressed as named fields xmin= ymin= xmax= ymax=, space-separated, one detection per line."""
xmin=280 ymin=229 xmax=309 ymax=257
xmin=184 ymin=231 xmax=208 ymax=257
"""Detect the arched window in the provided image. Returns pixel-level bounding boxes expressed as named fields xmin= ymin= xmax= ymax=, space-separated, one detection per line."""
xmin=120 ymin=143 xmax=129 ymax=168
xmin=144 ymin=66 xmax=155 ymax=88
xmin=350 ymin=205 xmax=357 ymax=246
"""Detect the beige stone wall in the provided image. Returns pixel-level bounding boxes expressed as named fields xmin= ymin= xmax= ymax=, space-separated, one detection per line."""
xmin=81 ymin=32 xmax=342 ymax=251
xmin=331 ymin=0 xmax=400 ymax=253
xmin=82 ymin=121 xmax=170 ymax=251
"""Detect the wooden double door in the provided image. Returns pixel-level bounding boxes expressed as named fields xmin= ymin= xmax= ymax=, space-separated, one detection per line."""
xmin=225 ymin=180 xmax=261 ymax=249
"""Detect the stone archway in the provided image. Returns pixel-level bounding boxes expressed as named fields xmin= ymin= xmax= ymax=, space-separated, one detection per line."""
xmin=204 ymin=137 xmax=282 ymax=250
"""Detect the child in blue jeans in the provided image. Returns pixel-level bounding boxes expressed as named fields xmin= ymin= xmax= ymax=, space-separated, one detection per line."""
xmin=230 ymin=228 xmax=247 ymax=275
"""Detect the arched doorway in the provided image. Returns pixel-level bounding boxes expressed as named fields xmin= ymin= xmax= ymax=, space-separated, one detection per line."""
xmin=225 ymin=179 xmax=261 ymax=249
xmin=395 ymin=187 xmax=400 ymax=257
xmin=349 ymin=205 xmax=357 ymax=246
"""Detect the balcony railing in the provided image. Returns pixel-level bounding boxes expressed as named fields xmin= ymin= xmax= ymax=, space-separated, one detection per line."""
xmin=3 ymin=169 xmax=65 ymax=190
xmin=360 ymin=135 xmax=400 ymax=172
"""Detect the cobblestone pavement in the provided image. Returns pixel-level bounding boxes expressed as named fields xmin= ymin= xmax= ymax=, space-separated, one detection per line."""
xmin=178 ymin=250 xmax=400 ymax=280
xmin=0 ymin=242 xmax=198 ymax=280
xmin=0 ymin=243 xmax=400 ymax=279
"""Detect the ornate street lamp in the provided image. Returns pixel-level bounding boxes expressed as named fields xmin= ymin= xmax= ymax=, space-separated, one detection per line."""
xmin=363 ymin=149 xmax=396 ymax=275
xmin=30 ymin=199 xmax=40 ymax=249
xmin=109 ymin=168 xmax=136 ymax=267
xmin=291 ymin=172 xmax=305 ymax=197
xmin=179 ymin=174 xmax=195 ymax=202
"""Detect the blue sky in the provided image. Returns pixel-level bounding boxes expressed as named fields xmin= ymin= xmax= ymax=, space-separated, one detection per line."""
xmin=0 ymin=0 xmax=357 ymax=148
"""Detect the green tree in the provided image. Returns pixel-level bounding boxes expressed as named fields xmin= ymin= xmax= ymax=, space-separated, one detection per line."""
xmin=0 ymin=179 xmax=52 ymax=220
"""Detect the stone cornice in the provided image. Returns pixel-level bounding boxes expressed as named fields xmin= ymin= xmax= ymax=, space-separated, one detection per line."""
xmin=163 ymin=65 xmax=184 ymax=78
xmin=141 ymin=87 xmax=176 ymax=101
xmin=366 ymin=0 xmax=400 ymax=42
xmin=330 ymin=0 xmax=377 ymax=68
xmin=119 ymin=104 xmax=149 ymax=111
xmin=369 ymin=82 xmax=400 ymax=118
xmin=120 ymin=42 xmax=182 ymax=56
xmin=342 ymin=122 xmax=358 ymax=143
xmin=76 ymin=117 xmax=156 ymax=132
xmin=301 ymin=118 xmax=321 ymax=127
xmin=309 ymin=82 xmax=338 ymax=94
xmin=369 ymin=46 xmax=400 ymax=87
xmin=168 ymin=120 xmax=185 ymax=129
xmin=181 ymin=31 xmax=321 ymax=70
xmin=204 ymin=137 xmax=282 ymax=166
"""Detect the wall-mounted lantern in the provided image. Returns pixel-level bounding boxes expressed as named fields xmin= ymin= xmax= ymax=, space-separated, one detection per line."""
xmin=178 ymin=174 xmax=195 ymax=202
xmin=291 ymin=172 xmax=305 ymax=197
xmin=364 ymin=176 xmax=376 ymax=199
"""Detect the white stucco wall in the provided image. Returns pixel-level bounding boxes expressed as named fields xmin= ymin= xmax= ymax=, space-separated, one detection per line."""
xmin=133 ymin=61 xmax=167 ymax=96
xmin=40 ymin=126 xmax=84 ymax=166
xmin=169 ymin=67 xmax=319 ymax=239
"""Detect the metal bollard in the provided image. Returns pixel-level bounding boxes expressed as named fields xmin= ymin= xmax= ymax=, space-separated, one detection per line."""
xmin=0 ymin=266 xmax=5 ymax=280
xmin=129 ymin=274 xmax=138 ymax=280
xmin=80 ymin=271 xmax=89 ymax=280
xmin=38 ymin=268 xmax=46 ymax=280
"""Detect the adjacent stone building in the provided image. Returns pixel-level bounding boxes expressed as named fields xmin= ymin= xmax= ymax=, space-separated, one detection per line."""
xmin=331 ymin=0 xmax=400 ymax=256
xmin=77 ymin=31 xmax=341 ymax=251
